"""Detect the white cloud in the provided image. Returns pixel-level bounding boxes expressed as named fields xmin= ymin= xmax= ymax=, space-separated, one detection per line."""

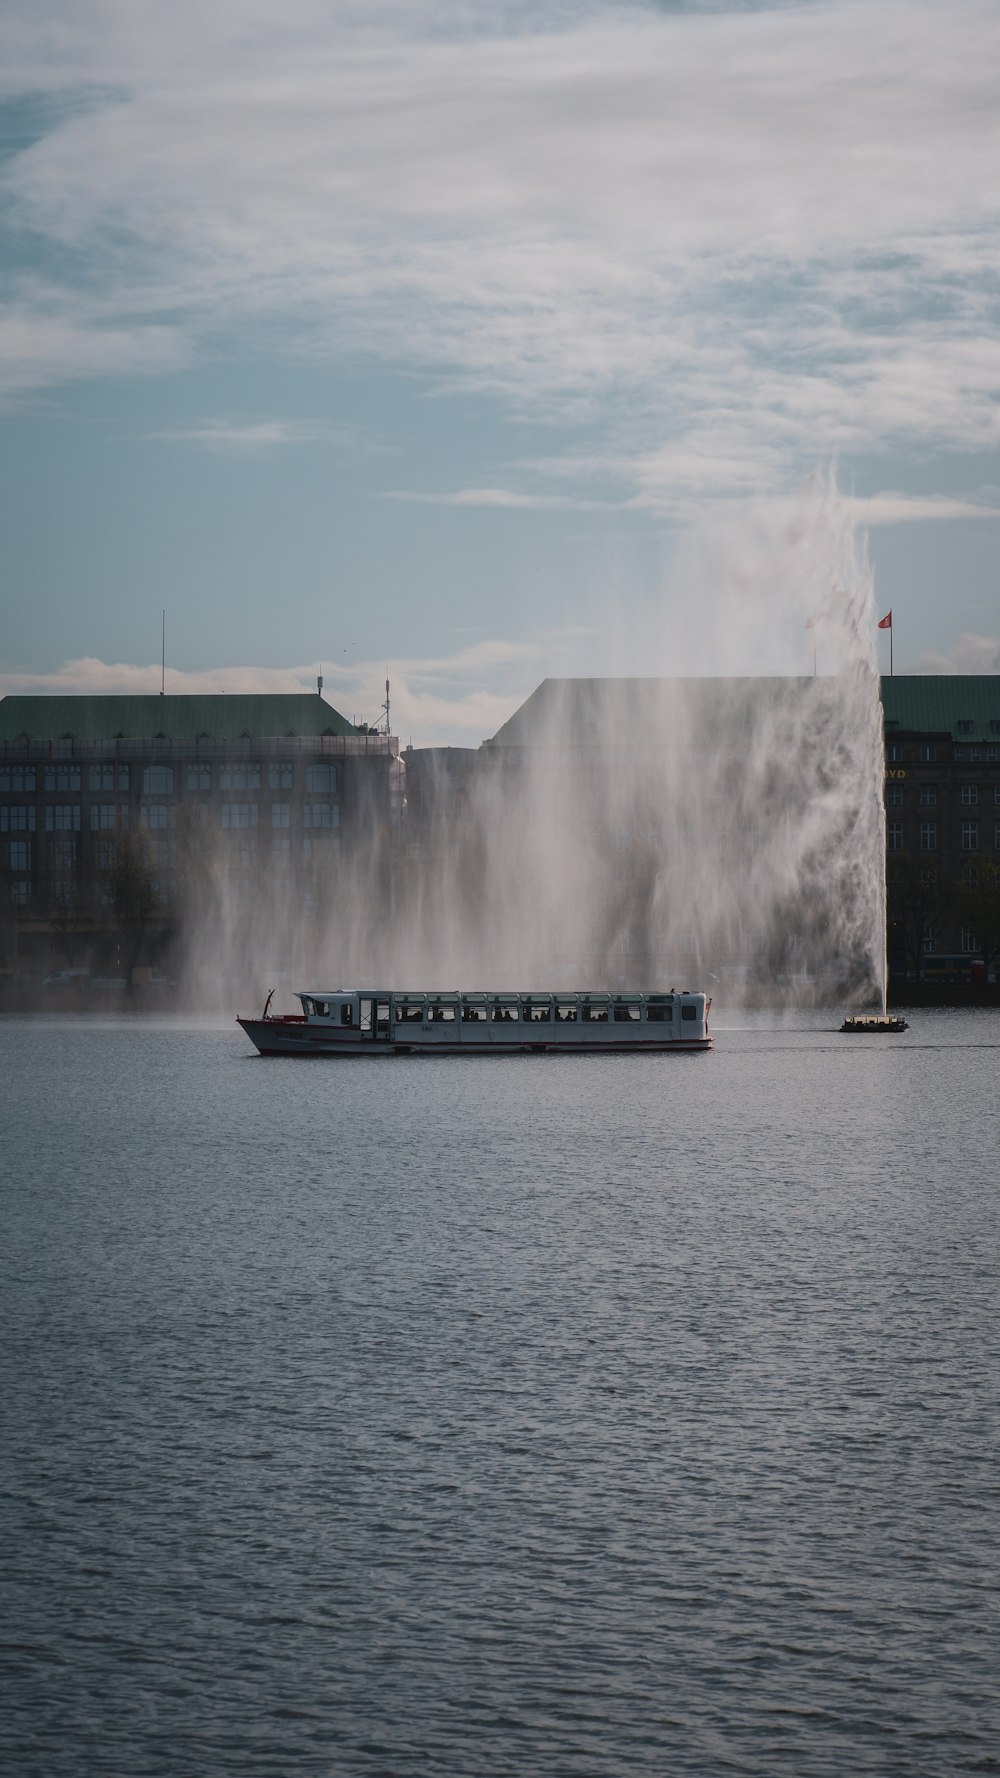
xmin=0 ymin=635 xmax=565 ymax=745
xmin=384 ymin=487 xmax=614 ymax=510
xmin=3 ymin=0 xmax=1000 ymax=501
xmin=909 ymin=634 xmax=1000 ymax=675
xmin=148 ymin=417 xmax=347 ymax=453
xmin=0 ymin=290 xmax=188 ymax=400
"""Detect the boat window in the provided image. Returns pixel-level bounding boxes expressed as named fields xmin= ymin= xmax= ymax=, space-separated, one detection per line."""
xmin=340 ymin=1003 xmax=354 ymax=1026
xmin=554 ymin=1000 xmax=578 ymax=1022
xmin=313 ymin=1000 xmax=330 ymax=1017
xmin=645 ymin=996 xmax=674 ymax=1023
xmin=396 ymin=1000 xmax=423 ymax=1023
xmin=581 ymin=998 xmax=609 ymax=1023
xmin=462 ymin=1001 xmax=486 ymax=1021
xmin=491 ymin=999 xmax=519 ymax=1022
xmin=613 ymin=1004 xmax=640 ymax=1022
xmin=522 ymin=998 xmax=551 ymax=1022
xmin=376 ymin=1001 xmax=390 ymax=1028
xmin=428 ymin=1000 xmax=456 ymax=1022
xmin=681 ymin=1003 xmax=698 ymax=1021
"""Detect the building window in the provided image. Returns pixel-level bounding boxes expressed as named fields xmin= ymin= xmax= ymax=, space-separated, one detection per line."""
xmin=305 ymin=763 xmax=337 ymax=794
xmin=94 ymin=838 xmax=116 ymax=871
xmin=142 ymin=804 xmax=170 ymax=831
xmin=143 ymin=765 xmax=173 ymax=795
xmin=994 ymin=786 xmax=1000 ymax=805
xmin=219 ymin=762 xmax=261 ymax=791
xmin=0 ymin=806 xmax=35 ymax=832
xmin=0 ymin=766 xmax=36 ymax=792
xmin=187 ymin=763 xmax=212 ymax=790
xmin=44 ymin=764 xmax=81 ymax=791
xmin=919 ymin=823 xmax=938 ymax=851
xmin=885 ymin=784 xmax=904 ymax=807
xmin=961 ymin=928 xmax=980 ymax=954
xmin=886 ymin=744 xmax=903 ymax=763
xmin=919 ymin=745 xmax=937 ymax=763
xmin=922 ymin=926 xmax=937 ymax=953
xmin=918 ymin=787 xmax=937 ymax=807
xmin=961 ymin=785 xmax=979 ymax=805
xmin=271 ymin=803 xmax=290 ymax=828
xmin=90 ymin=804 xmax=117 ymax=832
xmin=89 ymin=764 xmax=115 ymax=790
xmin=887 ymin=823 xmax=904 ymax=851
xmin=303 ymin=802 xmax=339 ymax=829
xmin=9 ymin=880 xmax=29 ymax=906
xmin=118 ymin=764 xmax=129 ymax=790
xmin=961 ymin=822 xmax=979 ymax=851
xmin=272 ymin=832 xmax=290 ymax=858
xmin=995 ymin=824 xmax=1000 ymax=851
xmin=269 ymin=762 xmax=293 ymax=790
xmin=45 ymin=805 xmax=81 ymax=832
xmin=8 ymin=839 xmax=30 ymax=872
xmin=221 ymin=803 xmax=258 ymax=829
xmin=957 ymin=720 xmax=973 ymax=734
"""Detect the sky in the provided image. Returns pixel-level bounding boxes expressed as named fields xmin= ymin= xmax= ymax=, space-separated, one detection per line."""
xmin=2 ymin=0 xmax=1000 ymax=745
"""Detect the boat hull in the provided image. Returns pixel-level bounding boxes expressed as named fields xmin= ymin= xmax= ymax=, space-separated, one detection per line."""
xmin=237 ymin=1018 xmax=712 ymax=1057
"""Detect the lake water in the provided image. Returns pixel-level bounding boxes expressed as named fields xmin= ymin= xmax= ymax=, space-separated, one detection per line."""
xmin=3 ymin=1009 xmax=999 ymax=1777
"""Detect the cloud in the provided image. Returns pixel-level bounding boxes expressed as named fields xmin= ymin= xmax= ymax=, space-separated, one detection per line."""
xmin=0 ymin=287 xmax=188 ymax=401
xmin=384 ymin=486 xmax=614 ymax=511
xmin=0 ymin=635 xmax=566 ymax=746
xmin=3 ymin=0 xmax=1000 ymax=500
xmin=148 ymin=417 xmax=349 ymax=453
xmin=909 ymin=634 xmax=1000 ymax=675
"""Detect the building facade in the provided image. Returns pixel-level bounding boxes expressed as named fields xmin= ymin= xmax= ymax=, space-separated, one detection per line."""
xmin=880 ymin=677 xmax=1000 ymax=979
xmin=0 ymin=693 xmax=401 ymax=988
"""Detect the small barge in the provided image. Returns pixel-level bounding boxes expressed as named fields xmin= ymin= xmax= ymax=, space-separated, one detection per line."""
xmin=840 ymin=1014 xmax=908 ymax=1033
xmin=238 ymin=988 xmax=713 ymax=1056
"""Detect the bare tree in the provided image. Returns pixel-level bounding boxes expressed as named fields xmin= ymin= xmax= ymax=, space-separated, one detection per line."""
xmin=102 ymin=829 xmax=159 ymax=985
xmin=955 ymin=860 xmax=1000 ymax=979
xmin=887 ymin=854 xmax=952 ymax=980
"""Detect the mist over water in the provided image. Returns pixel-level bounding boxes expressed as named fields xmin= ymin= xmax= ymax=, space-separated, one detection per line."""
xmin=177 ymin=479 xmax=886 ymax=1010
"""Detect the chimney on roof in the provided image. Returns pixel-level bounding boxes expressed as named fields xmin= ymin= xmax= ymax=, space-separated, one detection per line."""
xmin=317 ymin=666 xmax=323 ymax=697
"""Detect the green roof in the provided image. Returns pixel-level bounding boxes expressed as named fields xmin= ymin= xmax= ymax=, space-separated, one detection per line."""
xmin=0 ymin=692 xmax=357 ymax=743
xmin=488 ymin=675 xmax=1000 ymax=747
xmin=488 ymin=677 xmax=822 ymax=747
xmin=879 ymin=676 xmax=1000 ymax=740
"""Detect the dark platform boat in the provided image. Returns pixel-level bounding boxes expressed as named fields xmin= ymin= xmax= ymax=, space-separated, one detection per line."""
xmin=840 ymin=1014 xmax=909 ymax=1033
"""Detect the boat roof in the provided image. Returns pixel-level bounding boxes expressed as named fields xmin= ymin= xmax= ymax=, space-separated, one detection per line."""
xmin=297 ymin=986 xmax=704 ymax=998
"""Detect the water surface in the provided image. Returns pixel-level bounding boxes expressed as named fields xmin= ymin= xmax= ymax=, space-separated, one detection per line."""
xmin=3 ymin=1010 xmax=999 ymax=1775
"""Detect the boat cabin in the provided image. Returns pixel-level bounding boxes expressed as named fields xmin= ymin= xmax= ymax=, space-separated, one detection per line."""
xmin=295 ymin=988 xmax=709 ymax=1044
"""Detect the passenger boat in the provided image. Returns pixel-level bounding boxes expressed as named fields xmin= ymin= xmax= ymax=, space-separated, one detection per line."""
xmin=238 ymin=988 xmax=713 ymax=1056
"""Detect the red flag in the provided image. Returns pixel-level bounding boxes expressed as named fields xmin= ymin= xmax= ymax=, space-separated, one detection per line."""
xmin=877 ymin=611 xmax=892 ymax=630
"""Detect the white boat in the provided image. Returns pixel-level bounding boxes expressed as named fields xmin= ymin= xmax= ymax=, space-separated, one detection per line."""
xmin=238 ymin=988 xmax=713 ymax=1056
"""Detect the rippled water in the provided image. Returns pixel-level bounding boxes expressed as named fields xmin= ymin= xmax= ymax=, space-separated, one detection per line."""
xmin=3 ymin=1010 xmax=999 ymax=1777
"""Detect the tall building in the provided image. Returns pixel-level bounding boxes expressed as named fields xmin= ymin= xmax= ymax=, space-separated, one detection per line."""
xmin=0 ymin=693 xmax=401 ymax=987
xmin=880 ymin=677 xmax=1000 ymax=978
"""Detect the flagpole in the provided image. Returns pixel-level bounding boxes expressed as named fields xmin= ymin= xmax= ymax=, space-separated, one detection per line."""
xmin=890 ymin=621 xmax=893 ymax=678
